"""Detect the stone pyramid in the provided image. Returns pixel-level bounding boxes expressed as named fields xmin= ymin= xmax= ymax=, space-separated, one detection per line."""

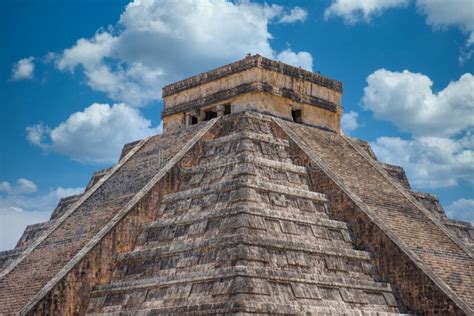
xmin=0 ymin=55 xmax=473 ymax=315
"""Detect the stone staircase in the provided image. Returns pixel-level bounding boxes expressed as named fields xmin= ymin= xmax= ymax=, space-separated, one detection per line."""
xmin=86 ymin=114 xmax=403 ymax=315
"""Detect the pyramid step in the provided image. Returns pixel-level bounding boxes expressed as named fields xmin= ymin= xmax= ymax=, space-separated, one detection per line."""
xmin=201 ymin=132 xmax=292 ymax=163
xmin=162 ymin=176 xmax=327 ymax=204
xmin=230 ymin=302 xmax=405 ymax=316
xmin=137 ymin=213 xmax=353 ymax=252
xmin=181 ymin=164 xmax=310 ymax=191
xmin=86 ymin=300 xmax=402 ymax=316
xmin=111 ymin=242 xmax=376 ymax=285
xmin=99 ymin=266 xmax=392 ymax=293
xmin=207 ymin=131 xmax=289 ymax=148
xmin=159 ymin=178 xmax=330 ymax=219
xmin=186 ymin=154 xmax=307 ymax=175
xmin=140 ymin=227 xmax=353 ymax=255
xmin=144 ymin=203 xmax=349 ymax=231
xmin=181 ymin=157 xmax=309 ymax=191
xmin=119 ymin=235 xmax=372 ymax=262
xmin=93 ymin=267 xmax=395 ymax=295
xmin=114 ymin=234 xmax=373 ymax=274
xmin=88 ymin=267 xmax=398 ymax=314
xmin=137 ymin=204 xmax=352 ymax=246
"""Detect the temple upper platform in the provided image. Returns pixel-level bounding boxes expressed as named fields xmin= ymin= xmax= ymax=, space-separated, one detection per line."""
xmin=162 ymin=54 xmax=343 ymax=133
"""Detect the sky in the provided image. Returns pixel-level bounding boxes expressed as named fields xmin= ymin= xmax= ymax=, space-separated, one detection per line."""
xmin=1 ymin=0 xmax=473 ymax=250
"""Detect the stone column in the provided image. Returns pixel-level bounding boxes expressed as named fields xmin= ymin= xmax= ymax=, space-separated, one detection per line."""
xmin=198 ymin=110 xmax=206 ymax=122
xmin=184 ymin=113 xmax=192 ymax=126
xmin=215 ymin=104 xmax=225 ymax=117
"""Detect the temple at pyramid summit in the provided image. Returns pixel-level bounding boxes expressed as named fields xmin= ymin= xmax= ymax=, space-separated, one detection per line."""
xmin=1 ymin=55 xmax=474 ymax=315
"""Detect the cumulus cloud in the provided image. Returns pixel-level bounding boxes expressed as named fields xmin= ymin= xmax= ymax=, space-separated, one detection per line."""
xmin=0 ymin=178 xmax=38 ymax=194
xmin=53 ymin=0 xmax=313 ymax=106
xmin=363 ymin=69 xmax=474 ymax=137
xmin=371 ymin=133 xmax=474 ymax=188
xmin=363 ymin=68 xmax=474 ymax=194
xmin=324 ymin=0 xmax=408 ymax=24
xmin=341 ymin=111 xmax=360 ymax=133
xmin=416 ymin=0 xmax=474 ymax=62
xmin=11 ymin=57 xmax=35 ymax=80
xmin=278 ymin=7 xmax=308 ymax=24
xmin=27 ymin=103 xmax=161 ymax=163
xmin=0 ymin=179 xmax=83 ymax=250
xmin=276 ymin=49 xmax=313 ymax=70
xmin=445 ymin=198 xmax=474 ymax=225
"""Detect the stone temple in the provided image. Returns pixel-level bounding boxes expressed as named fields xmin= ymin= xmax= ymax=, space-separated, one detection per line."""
xmin=0 ymin=55 xmax=473 ymax=315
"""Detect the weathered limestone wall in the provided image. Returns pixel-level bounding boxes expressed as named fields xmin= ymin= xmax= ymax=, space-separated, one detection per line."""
xmin=231 ymin=92 xmax=340 ymax=131
xmin=163 ymin=112 xmax=185 ymax=132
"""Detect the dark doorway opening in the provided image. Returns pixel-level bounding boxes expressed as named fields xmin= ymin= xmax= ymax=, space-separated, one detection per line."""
xmin=190 ymin=116 xmax=198 ymax=125
xmin=224 ymin=104 xmax=231 ymax=115
xmin=292 ymin=109 xmax=302 ymax=123
xmin=204 ymin=111 xmax=218 ymax=121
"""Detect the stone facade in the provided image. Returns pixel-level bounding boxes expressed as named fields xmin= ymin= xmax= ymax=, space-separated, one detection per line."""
xmin=162 ymin=54 xmax=342 ymax=133
xmin=0 ymin=57 xmax=473 ymax=315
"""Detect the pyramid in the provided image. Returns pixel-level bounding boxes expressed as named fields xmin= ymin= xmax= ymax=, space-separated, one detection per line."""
xmin=0 ymin=55 xmax=473 ymax=315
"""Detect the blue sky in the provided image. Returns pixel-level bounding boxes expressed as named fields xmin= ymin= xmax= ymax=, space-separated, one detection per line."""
xmin=1 ymin=0 xmax=473 ymax=250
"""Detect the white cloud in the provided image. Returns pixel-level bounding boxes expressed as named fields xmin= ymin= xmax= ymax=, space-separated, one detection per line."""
xmin=416 ymin=0 xmax=474 ymax=32
xmin=363 ymin=69 xmax=474 ymax=137
xmin=277 ymin=49 xmax=313 ymax=70
xmin=54 ymin=0 xmax=312 ymax=106
xmin=11 ymin=57 xmax=35 ymax=80
xmin=14 ymin=179 xmax=38 ymax=194
xmin=416 ymin=0 xmax=474 ymax=63
xmin=0 ymin=179 xmax=37 ymax=194
xmin=0 ymin=179 xmax=83 ymax=251
xmin=27 ymin=103 xmax=161 ymax=164
xmin=371 ymin=133 xmax=474 ymax=189
xmin=341 ymin=111 xmax=359 ymax=133
xmin=0 ymin=182 xmax=11 ymax=193
xmin=56 ymin=32 xmax=117 ymax=71
xmin=278 ymin=7 xmax=308 ymax=24
xmin=324 ymin=0 xmax=408 ymax=24
xmin=445 ymin=198 xmax=474 ymax=225
xmin=25 ymin=123 xmax=50 ymax=150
